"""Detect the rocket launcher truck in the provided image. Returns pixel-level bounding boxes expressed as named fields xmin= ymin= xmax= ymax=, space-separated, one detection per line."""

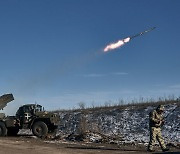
xmin=0 ymin=94 xmax=59 ymax=138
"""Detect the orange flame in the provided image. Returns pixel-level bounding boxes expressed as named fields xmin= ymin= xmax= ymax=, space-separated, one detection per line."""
xmin=104 ymin=37 xmax=130 ymax=52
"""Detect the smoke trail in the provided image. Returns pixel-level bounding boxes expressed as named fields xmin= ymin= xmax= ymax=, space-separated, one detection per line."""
xmin=104 ymin=37 xmax=130 ymax=52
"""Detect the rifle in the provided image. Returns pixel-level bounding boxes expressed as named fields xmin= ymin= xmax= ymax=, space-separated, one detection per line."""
xmin=164 ymin=107 xmax=177 ymax=119
xmin=160 ymin=107 xmax=177 ymax=126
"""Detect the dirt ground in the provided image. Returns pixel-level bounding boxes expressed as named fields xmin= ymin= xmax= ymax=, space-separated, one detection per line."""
xmin=0 ymin=136 xmax=179 ymax=154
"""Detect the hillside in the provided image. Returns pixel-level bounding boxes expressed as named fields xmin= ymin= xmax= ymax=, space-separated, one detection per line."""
xmin=57 ymin=100 xmax=180 ymax=144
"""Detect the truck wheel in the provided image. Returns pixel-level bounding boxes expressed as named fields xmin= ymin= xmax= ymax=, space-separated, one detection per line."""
xmin=32 ymin=121 xmax=48 ymax=138
xmin=7 ymin=128 xmax=19 ymax=136
xmin=0 ymin=122 xmax=7 ymax=136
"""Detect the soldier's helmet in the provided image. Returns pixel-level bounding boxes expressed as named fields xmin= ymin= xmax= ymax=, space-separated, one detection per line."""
xmin=157 ymin=105 xmax=165 ymax=111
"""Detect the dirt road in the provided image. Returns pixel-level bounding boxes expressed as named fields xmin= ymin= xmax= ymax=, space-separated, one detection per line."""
xmin=0 ymin=136 xmax=179 ymax=154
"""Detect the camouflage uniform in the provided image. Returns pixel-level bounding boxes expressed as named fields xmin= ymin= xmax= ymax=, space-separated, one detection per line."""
xmin=147 ymin=105 xmax=168 ymax=152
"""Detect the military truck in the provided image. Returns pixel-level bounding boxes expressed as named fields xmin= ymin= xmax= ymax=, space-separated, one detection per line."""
xmin=0 ymin=94 xmax=59 ymax=138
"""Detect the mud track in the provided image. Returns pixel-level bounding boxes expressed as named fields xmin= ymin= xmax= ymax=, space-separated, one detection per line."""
xmin=0 ymin=136 xmax=179 ymax=154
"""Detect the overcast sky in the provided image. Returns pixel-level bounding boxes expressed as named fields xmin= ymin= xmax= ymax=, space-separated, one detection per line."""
xmin=0 ymin=0 xmax=180 ymax=114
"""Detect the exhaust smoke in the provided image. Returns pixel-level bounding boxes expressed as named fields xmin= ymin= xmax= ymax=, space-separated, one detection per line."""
xmin=104 ymin=37 xmax=130 ymax=52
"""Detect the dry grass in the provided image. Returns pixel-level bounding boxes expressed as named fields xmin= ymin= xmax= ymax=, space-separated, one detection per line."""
xmin=53 ymin=95 xmax=180 ymax=114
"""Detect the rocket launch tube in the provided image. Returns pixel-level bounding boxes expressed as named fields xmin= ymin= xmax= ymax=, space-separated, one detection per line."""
xmin=130 ymin=27 xmax=156 ymax=39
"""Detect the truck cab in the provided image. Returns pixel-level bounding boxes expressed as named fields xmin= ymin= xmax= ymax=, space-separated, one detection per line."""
xmin=16 ymin=104 xmax=44 ymax=125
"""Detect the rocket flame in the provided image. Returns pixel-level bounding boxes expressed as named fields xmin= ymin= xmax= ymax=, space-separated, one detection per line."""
xmin=104 ymin=37 xmax=130 ymax=52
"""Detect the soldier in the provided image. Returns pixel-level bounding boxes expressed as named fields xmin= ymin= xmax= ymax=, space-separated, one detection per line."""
xmin=147 ymin=105 xmax=169 ymax=152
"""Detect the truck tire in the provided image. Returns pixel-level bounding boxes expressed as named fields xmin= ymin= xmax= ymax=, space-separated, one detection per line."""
xmin=7 ymin=128 xmax=19 ymax=136
xmin=32 ymin=121 xmax=48 ymax=138
xmin=0 ymin=122 xmax=7 ymax=136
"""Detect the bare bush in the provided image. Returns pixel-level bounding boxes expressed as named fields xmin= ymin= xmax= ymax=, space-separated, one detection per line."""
xmin=78 ymin=102 xmax=86 ymax=110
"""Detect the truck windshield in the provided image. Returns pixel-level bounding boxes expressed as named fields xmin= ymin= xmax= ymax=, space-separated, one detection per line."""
xmin=35 ymin=105 xmax=44 ymax=112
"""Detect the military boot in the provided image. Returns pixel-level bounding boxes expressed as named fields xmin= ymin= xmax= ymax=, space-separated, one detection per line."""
xmin=162 ymin=148 xmax=169 ymax=152
xmin=147 ymin=148 xmax=155 ymax=152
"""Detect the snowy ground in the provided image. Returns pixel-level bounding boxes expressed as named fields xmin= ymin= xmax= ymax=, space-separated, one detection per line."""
xmin=57 ymin=102 xmax=180 ymax=144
